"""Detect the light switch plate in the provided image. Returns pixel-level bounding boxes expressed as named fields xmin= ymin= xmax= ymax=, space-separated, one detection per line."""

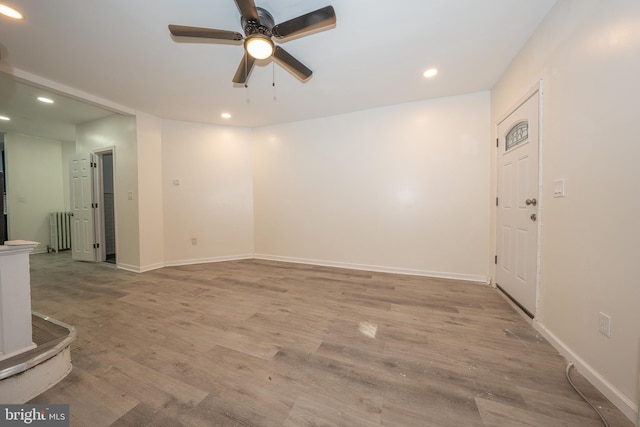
xmin=553 ymin=178 xmax=565 ymax=198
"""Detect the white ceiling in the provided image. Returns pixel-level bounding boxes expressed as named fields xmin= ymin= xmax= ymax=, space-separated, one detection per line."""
xmin=0 ymin=73 xmax=117 ymax=142
xmin=0 ymin=0 xmax=556 ymax=139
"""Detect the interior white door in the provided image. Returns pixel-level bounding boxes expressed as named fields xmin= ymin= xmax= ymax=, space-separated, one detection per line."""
xmin=496 ymin=91 xmax=539 ymax=316
xmin=70 ymin=153 xmax=97 ymax=262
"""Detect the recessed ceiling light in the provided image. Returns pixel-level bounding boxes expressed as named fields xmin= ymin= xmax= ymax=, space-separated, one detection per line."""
xmin=0 ymin=4 xmax=23 ymax=20
xmin=221 ymin=113 xmax=231 ymax=119
xmin=423 ymin=68 xmax=438 ymax=78
xmin=37 ymin=96 xmax=54 ymax=104
xmin=0 ymin=115 xmax=10 ymax=121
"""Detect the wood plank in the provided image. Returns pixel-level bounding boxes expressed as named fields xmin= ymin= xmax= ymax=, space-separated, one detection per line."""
xmin=31 ymin=367 xmax=139 ymax=427
xmin=25 ymin=253 xmax=634 ymax=427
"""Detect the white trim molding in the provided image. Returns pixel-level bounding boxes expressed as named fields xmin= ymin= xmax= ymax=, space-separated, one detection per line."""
xmin=164 ymin=254 xmax=254 ymax=268
xmin=253 ymin=253 xmax=490 ymax=284
xmin=137 ymin=262 xmax=166 ymax=273
xmin=0 ymin=65 xmax=136 ymax=116
xmin=116 ymin=263 xmax=144 ymax=273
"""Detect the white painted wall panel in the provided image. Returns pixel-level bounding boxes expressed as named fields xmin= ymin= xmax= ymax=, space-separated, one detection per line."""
xmin=136 ymin=113 xmax=164 ymax=271
xmin=5 ymin=133 xmax=66 ymax=253
xmin=254 ymin=92 xmax=491 ymax=280
xmin=76 ymin=114 xmax=139 ymax=269
xmin=161 ymin=120 xmax=254 ymax=265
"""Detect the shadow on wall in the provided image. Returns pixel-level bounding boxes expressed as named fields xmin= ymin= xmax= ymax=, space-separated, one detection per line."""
xmin=0 ymin=43 xmax=17 ymax=100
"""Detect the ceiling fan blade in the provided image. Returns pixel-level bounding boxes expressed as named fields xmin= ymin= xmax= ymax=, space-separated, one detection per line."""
xmin=169 ymin=25 xmax=243 ymax=41
xmin=272 ymin=6 xmax=336 ymax=39
xmin=234 ymin=0 xmax=259 ymax=21
xmin=273 ymin=46 xmax=312 ymax=81
xmin=232 ymin=52 xmax=256 ymax=84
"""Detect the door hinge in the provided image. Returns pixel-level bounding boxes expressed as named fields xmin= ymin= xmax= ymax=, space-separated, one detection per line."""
xmin=495 ymin=255 xmax=498 ymax=265
xmin=91 ymin=202 xmax=99 ymax=209
xmin=90 ymin=162 xmax=96 ymax=168
xmin=496 ymin=138 xmax=499 ymax=148
xmin=93 ymin=243 xmax=100 ymax=249
xmin=496 ymin=197 xmax=499 ymax=206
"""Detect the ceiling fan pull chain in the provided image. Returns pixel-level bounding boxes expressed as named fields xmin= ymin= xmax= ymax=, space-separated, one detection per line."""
xmin=244 ymin=54 xmax=250 ymax=102
xmin=272 ymin=62 xmax=277 ymax=101
xmin=244 ymin=54 xmax=249 ymax=89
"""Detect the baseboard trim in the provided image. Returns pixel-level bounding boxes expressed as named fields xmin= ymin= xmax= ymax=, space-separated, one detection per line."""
xmin=164 ymin=254 xmax=254 ymax=268
xmin=137 ymin=262 xmax=166 ymax=273
xmin=116 ymin=254 xmax=489 ymax=285
xmin=116 ymin=263 xmax=142 ymax=273
xmin=534 ymin=321 xmax=638 ymax=423
xmin=118 ymin=261 xmax=176 ymax=273
xmin=253 ymin=253 xmax=489 ymax=284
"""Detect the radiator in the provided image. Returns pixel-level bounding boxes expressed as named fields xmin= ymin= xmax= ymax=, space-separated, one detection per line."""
xmin=49 ymin=211 xmax=72 ymax=252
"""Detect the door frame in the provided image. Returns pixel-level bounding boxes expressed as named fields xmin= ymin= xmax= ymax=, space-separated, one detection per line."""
xmin=93 ymin=147 xmax=116 ymax=264
xmin=493 ymin=80 xmax=544 ymax=318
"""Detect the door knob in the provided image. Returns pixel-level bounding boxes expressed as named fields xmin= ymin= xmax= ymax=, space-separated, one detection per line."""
xmin=526 ymin=198 xmax=537 ymax=206
xmin=530 ymin=213 xmax=537 ymax=221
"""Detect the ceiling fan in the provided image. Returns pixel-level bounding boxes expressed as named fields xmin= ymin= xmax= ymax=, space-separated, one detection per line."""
xmin=168 ymin=0 xmax=336 ymax=85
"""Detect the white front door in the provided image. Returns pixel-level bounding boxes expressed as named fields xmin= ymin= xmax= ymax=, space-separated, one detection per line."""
xmin=70 ymin=153 xmax=97 ymax=262
xmin=496 ymin=90 xmax=540 ymax=316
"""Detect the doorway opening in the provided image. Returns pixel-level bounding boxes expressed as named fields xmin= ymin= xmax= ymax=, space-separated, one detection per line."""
xmin=495 ymin=84 xmax=542 ymax=317
xmin=69 ymin=150 xmax=117 ymax=265
xmin=96 ymin=150 xmax=116 ymax=264
xmin=0 ymin=133 xmax=6 ymax=243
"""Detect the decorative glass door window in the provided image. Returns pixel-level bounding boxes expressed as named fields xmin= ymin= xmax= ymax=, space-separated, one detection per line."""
xmin=505 ymin=120 xmax=529 ymax=151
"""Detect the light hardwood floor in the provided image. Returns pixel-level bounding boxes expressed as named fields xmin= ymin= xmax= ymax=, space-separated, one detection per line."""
xmin=27 ymin=253 xmax=633 ymax=427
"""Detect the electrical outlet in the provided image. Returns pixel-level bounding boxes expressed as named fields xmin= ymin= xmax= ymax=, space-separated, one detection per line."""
xmin=598 ymin=312 xmax=612 ymax=337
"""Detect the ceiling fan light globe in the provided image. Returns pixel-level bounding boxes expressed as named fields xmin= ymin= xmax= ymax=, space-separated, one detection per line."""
xmin=245 ymin=36 xmax=274 ymax=59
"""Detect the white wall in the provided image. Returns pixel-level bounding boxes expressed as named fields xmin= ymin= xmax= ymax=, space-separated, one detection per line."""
xmin=76 ymin=114 xmax=140 ymax=270
xmin=161 ymin=120 xmax=254 ymax=265
xmin=136 ymin=113 xmax=164 ymax=272
xmin=491 ymin=0 xmax=640 ymax=421
xmin=253 ymin=92 xmax=491 ymax=281
xmin=4 ymin=133 xmax=67 ymax=253
xmin=60 ymin=142 xmax=75 ymax=212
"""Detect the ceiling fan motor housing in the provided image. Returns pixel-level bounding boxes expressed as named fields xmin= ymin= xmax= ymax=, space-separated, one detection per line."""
xmin=242 ymin=7 xmax=274 ymax=37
